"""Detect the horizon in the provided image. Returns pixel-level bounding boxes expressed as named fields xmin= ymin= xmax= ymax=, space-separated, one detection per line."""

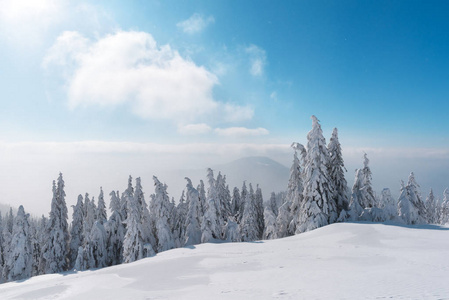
xmin=1 ymin=0 xmax=449 ymax=216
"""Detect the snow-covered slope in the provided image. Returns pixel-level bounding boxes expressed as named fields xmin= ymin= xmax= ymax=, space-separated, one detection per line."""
xmin=1 ymin=222 xmax=448 ymax=299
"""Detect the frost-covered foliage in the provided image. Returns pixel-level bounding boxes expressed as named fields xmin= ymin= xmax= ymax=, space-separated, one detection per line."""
xmin=107 ymin=190 xmax=125 ymax=266
xmin=184 ymin=178 xmax=202 ymax=247
xmin=327 ymin=128 xmax=349 ymax=217
xmin=96 ymin=187 xmax=107 ymax=224
xmin=69 ymin=195 xmax=84 ymax=268
xmin=231 ymin=187 xmax=241 ymax=217
xmin=151 ymin=176 xmax=175 ymax=252
xmin=276 ymin=200 xmax=291 ymax=238
xmin=398 ymin=173 xmax=427 ymax=225
xmin=286 ymin=148 xmax=304 ymax=235
xmin=3 ymin=206 xmax=32 ymax=281
xmin=122 ymin=186 xmax=144 ymax=263
xmin=254 ymin=185 xmax=265 ymax=239
xmin=360 ymin=154 xmax=376 ymax=208
xmin=425 ymin=189 xmax=437 ymax=224
xmin=42 ymin=173 xmax=70 ymax=274
xmin=439 ymin=188 xmax=449 ymax=225
xmin=224 ymin=216 xmax=240 ymax=242
xmin=263 ymin=205 xmax=277 ymax=240
xmin=297 ymin=116 xmax=337 ymax=233
xmin=240 ymin=184 xmax=259 ymax=242
xmin=379 ymin=188 xmax=397 ymax=221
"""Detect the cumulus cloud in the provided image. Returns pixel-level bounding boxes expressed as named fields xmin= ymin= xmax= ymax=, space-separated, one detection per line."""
xmin=215 ymin=127 xmax=269 ymax=137
xmin=44 ymin=30 xmax=252 ymax=123
xmin=178 ymin=123 xmax=212 ymax=135
xmin=245 ymin=44 xmax=267 ymax=77
xmin=177 ymin=13 xmax=215 ymax=34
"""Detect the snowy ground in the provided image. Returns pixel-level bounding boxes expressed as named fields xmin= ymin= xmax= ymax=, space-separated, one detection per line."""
xmin=1 ymin=222 xmax=448 ymax=299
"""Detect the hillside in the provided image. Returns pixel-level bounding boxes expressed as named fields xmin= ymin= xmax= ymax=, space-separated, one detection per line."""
xmin=1 ymin=222 xmax=448 ymax=299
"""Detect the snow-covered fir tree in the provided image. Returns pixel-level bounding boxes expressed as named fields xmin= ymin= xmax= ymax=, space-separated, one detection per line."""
xmin=360 ymin=154 xmax=376 ymax=208
xmin=286 ymin=146 xmax=304 ymax=235
xmin=0 ymin=213 xmax=5 ymax=282
xmin=439 ymin=188 xmax=449 ymax=225
xmin=88 ymin=221 xmax=108 ymax=268
xmin=238 ymin=181 xmax=248 ymax=223
xmin=254 ymin=185 xmax=265 ymax=239
xmin=197 ymin=180 xmax=207 ymax=217
xmin=224 ymin=216 xmax=240 ymax=242
xmin=106 ymin=190 xmax=125 ymax=265
xmin=1 ymin=207 xmax=14 ymax=279
xmin=183 ymin=177 xmax=202 ymax=247
xmin=216 ymin=172 xmax=231 ymax=228
xmin=275 ymin=200 xmax=290 ymax=238
xmin=96 ymin=187 xmax=107 ymax=224
xmin=122 ymin=179 xmax=145 ymax=263
xmin=398 ymin=173 xmax=427 ymax=225
xmin=239 ymin=183 xmax=259 ymax=242
xmin=206 ymin=169 xmax=224 ymax=238
xmin=42 ymin=173 xmax=70 ymax=274
xmin=379 ymin=188 xmax=397 ymax=221
xmin=151 ymin=176 xmax=175 ymax=252
xmin=174 ymin=190 xmax=188 ymax=247
xmin=69 ymin=195 xmax=84 ymax=268
xmin=297 ymin=116 xmax=337 ymax=233
xmin=347 ymin=169 xmax=365 ymax=220
xmin=134 ymin=177 xmax=155 ymax=257
xmin=327 ymin=128 xmax=349 ymax=218
xmin=425 ymin=189 xmax=437 ymax=224
xmin=231 ymin=187 xmax=241 ymax=217
xmin=263 ymin=204 xmax=277 ymax=240
xmin=3 ymin=206 xmax=32 ymax=282
xmin=83 ymin=193 xmax=96 ymax=239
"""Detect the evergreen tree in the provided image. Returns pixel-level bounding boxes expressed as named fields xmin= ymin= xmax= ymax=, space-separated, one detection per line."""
xmin=151 ymin=176 xmax=175 ymax=252
xmin=263 ymin=205 xmax=277 ymax=240
xmin=239 ymin=181 xmax=248 ymax=223
xmin=97 ymin=187 xmax=107 ymax=224
xmin=231 ymin=187 xmax=241 ymax=217
xmin=69 ymin=195 xmax=84 ymax=268
xmin=184 ymin=178 xmax=202 ymax=247
xmin=0 ymin=213 xmax=4 ymax=282
xmin=42 ymin=173 xmax=70 ymax=274
xmin=287 ymin=148 xmax=304 ymax=234
xmin=398 ymin=174 xmax=427 ymax=225
xmin=224 ymin=216 xmax=240 ymax=242
xmin=3 ymin=206 xmax=32 ymax=282
xmin=197 ymin=180 xmax=207 ymax=216
xmin=439 ymin=188 xmax=449 ymax=224
xmin=216 ymin=172 xmax=231 ymax=227
xmin=275 ymin=200 xmax=291 ymax=238
xmin=174 ymin=190 xmax=188 ymax=247
xmin=83 ymin=193 xmax=96 ymax=239
xmin=207 ymin=168 xmax=224 ymax=237
xmin=348 ymin=169 xmax=364 ymax=220
xmin=239 ymin=184 xmax=258 ymax=241
xmin=106 ymin=190 xmax=125 ymax=265
xmin=425 ymin=189 xmax=437 ymax=224
xmin=89 ymin=221 xmax=108 ymax=268
xmin=1 ymin=207 xmax=14 ymax=278
xmin=297 ymin=116 xmax=337 ymax=233
xmin=201 ymin=197 xmax=219 ymax=243
xmin=360 ymin=154 xmax=376 ymax=208
xmin=327 ymin=128 xmax=350 ymax=217
xmin=380 ymin=188 xmax=397 ymax=221
xmin=254 ymin=185 xmax=265 ymax=239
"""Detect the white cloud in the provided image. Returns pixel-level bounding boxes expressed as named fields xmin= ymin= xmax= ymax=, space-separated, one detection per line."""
xmin=245 ymin=44 xmax=267 ymax=77
xmin=215 ymin=127 xmax=269 ymax=137
xmin=177 ymin=13 xmax=215 ymax=34
xmin=44 ymin=30 xmax=252 ymax=124
xmin=178 ymin=123 xmax=212 ymax=135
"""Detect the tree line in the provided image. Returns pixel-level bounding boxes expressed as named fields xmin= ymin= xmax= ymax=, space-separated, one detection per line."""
xmin=0 ymin=115 xmax=447 ymax=283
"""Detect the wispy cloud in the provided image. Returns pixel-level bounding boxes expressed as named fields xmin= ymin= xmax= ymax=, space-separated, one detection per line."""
xmin=177 ymin=13 xmax=215 ymax=34
xmin=215 ymin=127 xmax=269 ymax=137
xmin=178 ymin=123 xmax=212 ymax=135
xmin=43 ymin=30 xmax=252 ymax=124
xmin=245 ymin=44 xmax=267 ymax=77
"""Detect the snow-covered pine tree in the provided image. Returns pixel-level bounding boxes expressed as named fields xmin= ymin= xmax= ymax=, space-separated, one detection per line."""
xmin=37 ymin=215 xmax=48 ymax=275
xmin=1 ymin=207 xmax=14 ymax=279
xmin=134 ymin=177 xmax=156 ymax=257
xmin=83 ymin=193 xmax=96 ymax=239
xmin=239 ymin=183 xmax=259 ymax=242
xmin=439 ymin=188 xmax=449 ymax=225
xmin=174 ymin=190 xmax=188 ymax=248
xmin=224 ymin=216 xmax=240 ymax=242
xmin=347 ymin=169 xmax=365 ymax=221
xmin=197 ymin=180 xmax=207 ymax=216
xmin=425 ymin=189 xmax=437 ymax=224
xmin=106 ymin=190 xmax=125 ymax=265
xmin=238 ymin=181 xmax=248 ymax=223
xmin=152 ymin=176 xmax=175 ymax=252
xmin=398 ymin=174 xmax=427 ymax=225
xmin=275 ymin=200 xmax=290 ymax=238
xmin=231 ymin=187 xmax=241 ymax=217
xmin=207 ymin=168 xmax=224 ymax=238
xmin=201 ymin=198 xmax=218 ymax=243
xmin=327 ymin=128 xmax=350 ymax=218
xmin=29 ymin=218 xmax=42 ymax=277
xmin=0 ymin=213 xmax=4 ymax=282
xmin=360 ymin=154 xmax=376 ymax=208
xmin=97 ymin=187 xmax=107 ymax=224
xmin=380 ymin=188 xmax=397 ymax=221
xmin=286 ymin=146 xmax=304 ymax=235
xmin=120 ymin=175 xmax=134 ymax=222
xmin=263 ymin=204 xmax=277 ymax=240
xmin=122 ymin=190 xmax=144 ymax=263
xmin=3 ymin=206 xmax=32 ymax=282
xmin=42 ymin=173 xmax=70 ymax=274
xmin=69 ymin=194 xmax=84 ymax=268
xmin=254 ymin=185 xmax=265 ymax=239
xmin=89 ymin=221 xmax=107 ymax=268
xmin=297 ymin=116 xmax=337 ymax=233
xmin=216 ymin=172 xmax=231 ymax=228
xmin=184 ymin=177 xmax=202 ymax=247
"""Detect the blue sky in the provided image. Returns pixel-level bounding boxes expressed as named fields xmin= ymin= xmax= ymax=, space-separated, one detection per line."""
xmin=1 ymin=0 xmax=449 ymax=214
